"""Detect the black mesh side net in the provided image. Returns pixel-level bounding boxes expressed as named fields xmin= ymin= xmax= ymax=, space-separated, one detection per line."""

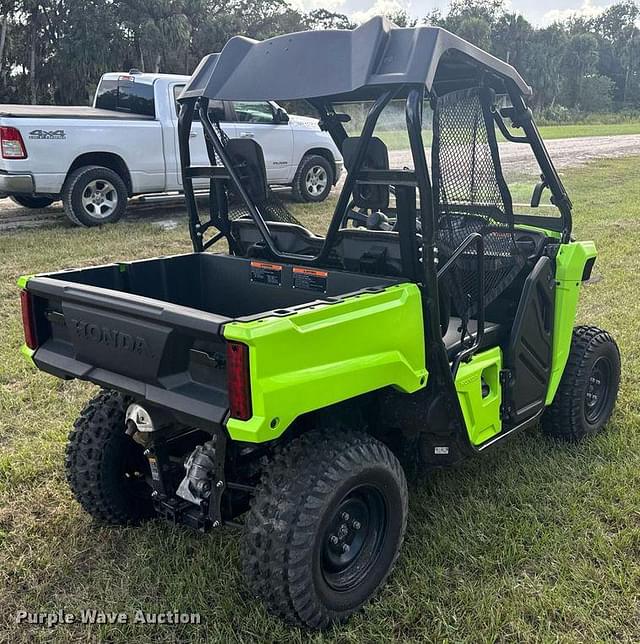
xmin=432 ymin=87 xmax=525 ymax=320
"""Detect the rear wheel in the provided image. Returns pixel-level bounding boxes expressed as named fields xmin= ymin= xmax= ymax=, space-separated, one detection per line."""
xmin=65 ymin=389 xmax=154 ymax=524
xmin=292 ymin=154 xmax=334 ymax=202
xmin=10 ymin=195 xmax=55 ymax=209
xmin=542 ymin=326 xmax=620 ymax=441
xmin=242 ymin=429 xmax=407 ymax=629
xmin=62 ymin=165 xmax=128 ymax=226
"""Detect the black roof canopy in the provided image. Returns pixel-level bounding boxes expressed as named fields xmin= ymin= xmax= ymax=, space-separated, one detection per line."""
xmin=180 ymin=16 xmax=532 ymax=104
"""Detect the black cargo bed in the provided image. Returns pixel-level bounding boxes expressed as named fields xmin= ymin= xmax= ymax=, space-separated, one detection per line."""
xmin=26 ymin=253 xmax=397 ymax=427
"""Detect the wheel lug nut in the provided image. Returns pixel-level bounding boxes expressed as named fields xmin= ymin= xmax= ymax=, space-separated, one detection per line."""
xmin=352 ymin=520 xmax=361 ymax=530
xmin=341 ymin=543 xmax=350 ymax=553
xmin=329 ymin=535 xmax=339 ymax=545
xmin=341 ymin=512 xmax=350 ymax=521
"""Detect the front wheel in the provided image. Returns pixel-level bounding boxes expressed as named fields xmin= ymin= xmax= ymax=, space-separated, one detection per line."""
xmin=242 ymin=429 xmax=408 ymax=629
xmin=62 ymin=165 xmax=128 ymax=226
xmin=542 ymin=326 xmax=620 ymax=441
xmin=292 ymin=154 xmax=334 ymax=202
xmin=10 ymin=194 xmax=55 ymax=209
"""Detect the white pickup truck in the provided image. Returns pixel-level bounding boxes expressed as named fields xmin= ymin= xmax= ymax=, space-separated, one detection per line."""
xmin=0 ymin=72 xmax=343 ymax=226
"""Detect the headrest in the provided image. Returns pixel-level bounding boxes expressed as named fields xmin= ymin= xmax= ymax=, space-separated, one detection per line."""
xmin=342 ymin=136 xmax=390 ymax=210
xmin=225 ymin=138 xmax=268 ymax=202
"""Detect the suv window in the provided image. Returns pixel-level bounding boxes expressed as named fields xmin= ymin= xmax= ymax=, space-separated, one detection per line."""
xmin=173 ymin=85 xmax=225 ymax=121
xmin=95 ymin=78 xmax=155 ymax=117
xmin=233 ymin=101 xmax=274 ymax=124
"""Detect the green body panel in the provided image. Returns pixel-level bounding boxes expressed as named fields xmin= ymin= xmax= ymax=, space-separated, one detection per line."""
xmin=455 ymin=346 xmax=503 ymax=445
xmin=545 ymin=240 xmax=597 ymax=404
xmin=17 ymin=275 xmax=35 ymax=367
xmin=223 ymin=283 xmax=427 ymax=443
xmin=19 ymin=344 xmax=35 ymax=367
xmin=516 ymin=223 xmax=562 ymax=240
xmin=17 ymin=274 xmax=34 ymax=290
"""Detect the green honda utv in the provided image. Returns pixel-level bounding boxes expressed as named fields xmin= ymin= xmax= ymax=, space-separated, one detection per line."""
xmin=19 ymin=17 xmax=620 ymax=629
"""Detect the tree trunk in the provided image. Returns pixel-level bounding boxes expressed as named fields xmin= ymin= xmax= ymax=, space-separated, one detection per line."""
xmin=29 ymin=18 xmax=37 ymax=104
xmin=0 ymin=16 xmax=7 ymax=72
xmin=137 ymin=37 xmax=145 ymax=72
xmin=154 ymin=52 xmax=161 ymax=74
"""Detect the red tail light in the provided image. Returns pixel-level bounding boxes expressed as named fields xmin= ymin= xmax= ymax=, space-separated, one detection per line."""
xmin=1 ymin=126 xmax=27 ymax=159
xmin=226 ymin=341 xmax=252 ymax=420
xmin=20 ymin=289 xmax=39 ymax=350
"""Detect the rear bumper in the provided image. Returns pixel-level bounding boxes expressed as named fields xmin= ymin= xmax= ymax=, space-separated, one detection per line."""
xmin=0 ymin=172 xmax=35 ymax=194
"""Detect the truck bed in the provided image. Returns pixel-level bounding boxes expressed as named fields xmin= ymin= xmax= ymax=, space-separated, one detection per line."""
xmin=0 ymin=105 xmax=154 ymax=120
xmin=24 ymin=253 xmax=397 ymax=426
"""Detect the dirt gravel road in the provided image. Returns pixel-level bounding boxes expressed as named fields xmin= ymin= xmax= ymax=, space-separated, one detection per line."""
xmin=1 ymin=134 xmax=639 ymax=232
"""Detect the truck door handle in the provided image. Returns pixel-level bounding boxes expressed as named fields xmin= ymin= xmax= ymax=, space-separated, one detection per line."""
xmin=239 ymin=131 xmax=254 ymax=138
xmin=190 ymin=132 xmax=198 ymax=138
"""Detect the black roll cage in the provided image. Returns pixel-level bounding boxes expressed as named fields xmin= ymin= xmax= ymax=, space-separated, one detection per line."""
xmin=177 ymin=81 xmax=573 ymax=453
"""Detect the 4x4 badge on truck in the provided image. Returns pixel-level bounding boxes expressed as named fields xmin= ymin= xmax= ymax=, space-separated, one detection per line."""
xmin=28 ymin=129 xmax=66 ymax=140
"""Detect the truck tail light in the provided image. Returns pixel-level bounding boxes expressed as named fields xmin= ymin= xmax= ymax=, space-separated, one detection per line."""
xmin=226 ymin=342 xmax=252 ymax=420
xmin=1 ymin=126 xmax=27 ymax=159
xmin=20 ymin=290 xmax=39 ymax=350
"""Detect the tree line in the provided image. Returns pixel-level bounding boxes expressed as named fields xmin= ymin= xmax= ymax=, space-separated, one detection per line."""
xmin=0 ymin=0 xmax=638 ymax=117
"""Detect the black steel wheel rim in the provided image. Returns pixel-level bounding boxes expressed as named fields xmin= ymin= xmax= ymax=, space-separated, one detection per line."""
xmin=584 ymin=356 xmax=612 ymax=423
xmin=121 ymin=438 xmax=152 ymax=499
xmin=320 ymin=485 xmax=387 ymax=592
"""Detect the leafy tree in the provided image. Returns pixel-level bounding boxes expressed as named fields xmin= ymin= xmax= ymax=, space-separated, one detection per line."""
xmin=0 ymin=0 xmax=637 ymax=116
xmin=525 ymin=25 xmax=569 ymax=110
xmin=305 ymin=9 xmax=355 ymax=30
xmin=492 ymin=13 xmax=532 ymax=68
xmin=562 ymin=32 xmax=600 ymax=107
xmin=578 ymin=74 xmax=616 ymax=111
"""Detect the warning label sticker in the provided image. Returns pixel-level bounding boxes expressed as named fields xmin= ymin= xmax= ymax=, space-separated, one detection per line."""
xmin=250 ymin=261 xmax=282 ymax=286
xmin=293 ymin=267 xmax=328 ymax=292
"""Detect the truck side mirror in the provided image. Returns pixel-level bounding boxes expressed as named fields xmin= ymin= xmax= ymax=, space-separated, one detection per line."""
xmin=274 ymin=107 xmax=289 ymax=124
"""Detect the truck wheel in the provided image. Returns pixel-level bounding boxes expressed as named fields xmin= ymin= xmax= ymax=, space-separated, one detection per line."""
xmin=292 ymin=154 xmax=334 ymax=202
xmin=10 ymin=195 xmax=55 ymax=209
xmin=242 ymin=429 xmax=408 ymax=629
xmin=62 ymin=165 xmax=127 ymax=226
xmin=542 ymin=326 xmax=620 ymax=441
xmin=65 ymin=389 xmax=154 ymax=524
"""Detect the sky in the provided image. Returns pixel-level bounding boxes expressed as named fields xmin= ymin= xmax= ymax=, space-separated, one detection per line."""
xmin=289 ymin=0 xmax=617 ymax=26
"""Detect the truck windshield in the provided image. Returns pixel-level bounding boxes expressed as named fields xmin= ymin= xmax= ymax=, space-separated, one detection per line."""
xmin=95 ymin=78 xmax=155 ymax=117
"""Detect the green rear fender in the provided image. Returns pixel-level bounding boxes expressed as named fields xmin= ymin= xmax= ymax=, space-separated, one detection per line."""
xmin=223 ymin=283 xmax=427 ymax=443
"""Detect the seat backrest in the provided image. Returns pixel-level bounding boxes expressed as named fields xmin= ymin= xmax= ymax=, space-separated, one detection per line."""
xmin=226 ymin=138 xmax=268 ymax=203
xmin=342 ymin=136 xmax=390 ymax=210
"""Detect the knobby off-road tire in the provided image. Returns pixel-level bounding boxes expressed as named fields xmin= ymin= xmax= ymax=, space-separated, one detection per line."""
xmin=542 ymin=325 xmax=620 ymax=441
xmin=241 ymin=429 xmax=408 ymax=629
xmin=291 ymin=154 xmax=334 ymax=203
xmin=10 ymin=194 xmax=55 ymax=209
xmin=65 ymin=389 xmax=154 ymax=524
xmin=62 ymin=165 xmax=128 ymax=227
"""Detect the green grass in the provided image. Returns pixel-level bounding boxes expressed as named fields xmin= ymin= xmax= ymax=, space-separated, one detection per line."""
xmin=2 ymin=156 xmax=640 ymax=641
xmin=376 ymin=121 xmax=640 ymax=150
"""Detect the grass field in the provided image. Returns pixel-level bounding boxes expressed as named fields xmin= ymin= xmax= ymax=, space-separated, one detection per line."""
xmin=377 ymin=121 xmax=640 ymax=151
xmin=1 ymin=155 xmax=640 ymax=642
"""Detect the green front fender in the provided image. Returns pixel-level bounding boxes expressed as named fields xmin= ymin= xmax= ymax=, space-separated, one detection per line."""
xmin=223 ymin=283 xmax=427 ymax=443
xmin=546 ymin=240 xmax=597 ymax=404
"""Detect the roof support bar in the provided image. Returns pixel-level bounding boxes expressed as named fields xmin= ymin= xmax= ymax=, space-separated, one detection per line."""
xmin=507 ymin=86 xmax=573 ymax=242
xmin=193 ymin=89 xmax=395 ymax=265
